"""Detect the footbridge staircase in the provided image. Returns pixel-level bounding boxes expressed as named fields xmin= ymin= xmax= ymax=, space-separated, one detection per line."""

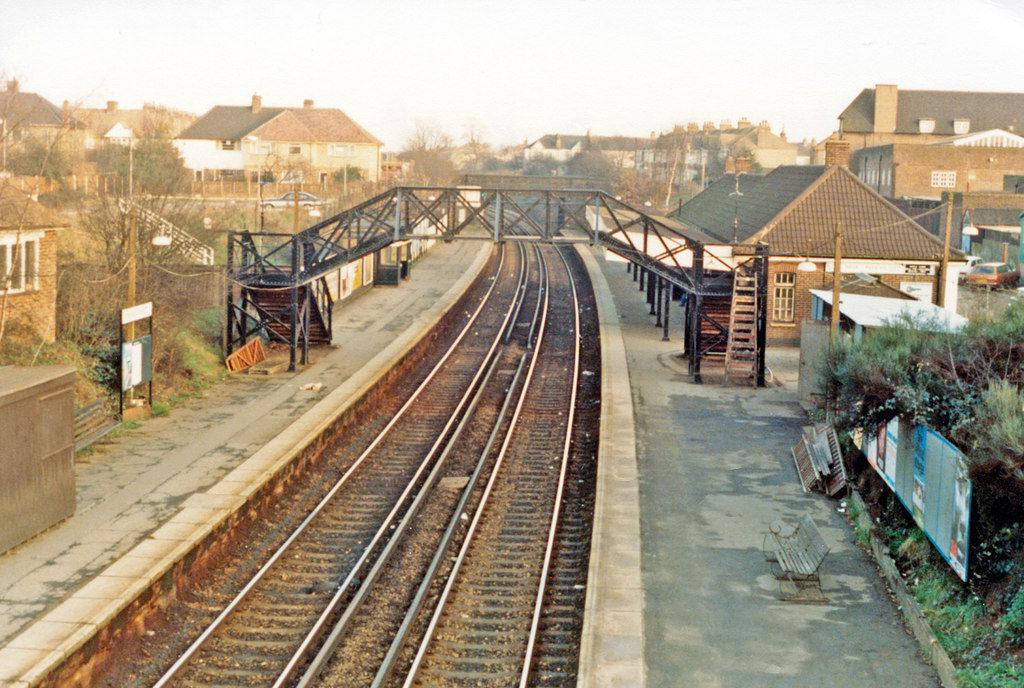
xmin=227 ymin=186 xmax=769 ymax=384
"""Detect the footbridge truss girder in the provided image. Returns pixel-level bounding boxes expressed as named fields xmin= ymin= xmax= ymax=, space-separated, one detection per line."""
xmin=226 ymin=186 xmax=769 ymax=384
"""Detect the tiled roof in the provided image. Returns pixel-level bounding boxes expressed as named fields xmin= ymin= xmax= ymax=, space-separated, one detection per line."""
xmin=840 ymin=87 xmax=1024 ymax=136
xmin=672 ymin=167 xmax=825 ymax=242
xmin=674 ymin=165 xmax=952 ymax=260
xmin=250 ymin=108 xmax=382 ymax=145
xmin=0 ymin=186 xmax=67 ymax=229
xmin=0 ymin=90 xmax=69 ymax=128
xmin=177 ymin=105 xmax=382 ymax=145
xmin=76 ymin=105 xmax=196 ymax=139
xmin=177 ymin=106 xmax=285 ymax=140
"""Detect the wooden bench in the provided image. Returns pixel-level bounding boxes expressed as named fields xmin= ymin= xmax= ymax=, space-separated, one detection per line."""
xmin=74 ymin=400 xmax=121 ymax=452
xmin=762 ymin=513 xmax=830 ymax=602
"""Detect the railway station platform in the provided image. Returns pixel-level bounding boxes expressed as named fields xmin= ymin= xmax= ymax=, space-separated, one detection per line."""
xmin=0 ymin=238 xmax=941 ymax=687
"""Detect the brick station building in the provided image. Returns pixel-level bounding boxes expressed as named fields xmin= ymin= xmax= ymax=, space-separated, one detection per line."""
xmin=673 ymin=142 xmax=965 ymax=345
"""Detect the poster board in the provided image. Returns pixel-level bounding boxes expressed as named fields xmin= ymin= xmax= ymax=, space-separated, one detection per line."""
xmin=863 ymin=420 xmax=971 ymax=581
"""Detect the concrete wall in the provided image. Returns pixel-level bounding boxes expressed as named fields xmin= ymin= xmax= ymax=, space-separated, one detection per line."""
xmin=0 ymin=367 xmax=76 ymax=553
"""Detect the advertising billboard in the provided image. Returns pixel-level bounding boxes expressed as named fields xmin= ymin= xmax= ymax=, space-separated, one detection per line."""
xmin=863 ymin=420 xmax=971 ymax=581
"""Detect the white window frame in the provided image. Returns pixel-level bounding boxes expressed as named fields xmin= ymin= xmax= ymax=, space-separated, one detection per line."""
xmin=919 ymin=118 xmax=936 ymax=134
xmin=217 ymin=140 xmax=238 ymax=151
xmin=329 ymin=143 xmax=352 ymax=156
xmin=289 ymin=143 xmax=302 ymax=155
xmin=953 ymin=118 xmax=970 ymax=135
xmin=772 ymin=272 xmax=796 ymax=323
xmin=0 ymin=233 xmax=42 ymax=294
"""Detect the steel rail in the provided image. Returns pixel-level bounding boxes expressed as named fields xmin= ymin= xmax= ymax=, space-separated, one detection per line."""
xmin=150 ymin=245 xmax=517 ymax=688
xmin=366 ymin=242 xmax=544 ymax=688
xmin=519 ymin=245 xmax=583 ymax=688
xmin=288 ymin=239 xmax=534 ymax=688
xmin=399 ymin=243 xmax=557 ymax=688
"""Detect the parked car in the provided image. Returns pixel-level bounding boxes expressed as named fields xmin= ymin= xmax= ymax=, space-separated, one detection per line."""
xmin=262 ymin=192 xmax=322 ymax=209
xmin=956 ymin=255 xmax=982 ymax=283
xmin=964 ymin=262 xmax=1021 ymax=288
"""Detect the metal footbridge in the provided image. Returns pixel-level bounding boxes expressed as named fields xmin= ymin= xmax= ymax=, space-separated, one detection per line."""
xmin=226 ymin=185 xmax=769 ymax=385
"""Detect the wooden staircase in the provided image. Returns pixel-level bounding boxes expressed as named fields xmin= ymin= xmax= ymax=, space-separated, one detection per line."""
xmin=724 ymin=273 xmax=758 ymax=380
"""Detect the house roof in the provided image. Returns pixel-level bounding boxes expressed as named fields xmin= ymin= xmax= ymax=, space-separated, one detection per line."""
xmin=0 ymin=186 xmax=68 ymax=230
xmin=75 ymin=104 xmax=196 ymax=139
xmin=673 ymin=165 xmax=956 ymax=261
xmin=0 ymin=89 xmax=69 ymax=129
xmin=527 ymin=134 xmax=647 ymax=153
xmin=177 ymin=105 xmax=382 ymax=145
xmin=840 ymin=87 xmax=1024 ymax=136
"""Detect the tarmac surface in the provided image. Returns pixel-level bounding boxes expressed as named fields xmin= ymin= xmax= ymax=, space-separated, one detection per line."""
xmin=0 ymin=238 xmax=941 ymax=687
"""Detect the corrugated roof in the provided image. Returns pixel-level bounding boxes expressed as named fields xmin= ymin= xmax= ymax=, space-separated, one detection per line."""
xmin=840 ymin=87 xmax=1024 ymax=136
xmin=811 ymin=290 xmax=968 ymax=332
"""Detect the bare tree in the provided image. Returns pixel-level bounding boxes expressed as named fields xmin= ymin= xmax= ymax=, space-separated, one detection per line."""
xmin=402 ymin=123 xmax=455 ymax=185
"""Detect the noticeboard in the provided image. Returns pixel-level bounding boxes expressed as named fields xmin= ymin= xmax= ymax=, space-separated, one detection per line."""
xmin=121 ymin=335 xmax=153 ymax=392
xmin=863 ymin=419 xmax=971 ymax=581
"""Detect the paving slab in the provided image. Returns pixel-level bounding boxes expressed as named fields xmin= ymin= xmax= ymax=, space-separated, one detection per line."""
xmin=0 ymin=239 xmax=490 ymax=655
xmin=591 ymin=249 xmax=940 ymax=688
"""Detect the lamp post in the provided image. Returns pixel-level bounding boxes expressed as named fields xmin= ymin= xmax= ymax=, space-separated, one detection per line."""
xmin=245 ymin=135 xmax=263 ymax=230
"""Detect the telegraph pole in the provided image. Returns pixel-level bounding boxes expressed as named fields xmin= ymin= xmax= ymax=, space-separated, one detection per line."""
xmin=937 ymin=194 xmax=954 ymax=308
xmin=831 ymin=222 xmax=843 ymax=339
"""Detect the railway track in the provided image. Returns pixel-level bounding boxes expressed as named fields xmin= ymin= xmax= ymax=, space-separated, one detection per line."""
xmin=97 ymin=240 xmax=598 ymax=688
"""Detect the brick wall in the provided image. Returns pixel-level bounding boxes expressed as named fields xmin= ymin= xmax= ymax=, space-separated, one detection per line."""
xmin=4 ymin=229 xmax=58 ymax=341
xmin=765 ymin=260 xmax=942 ymax=345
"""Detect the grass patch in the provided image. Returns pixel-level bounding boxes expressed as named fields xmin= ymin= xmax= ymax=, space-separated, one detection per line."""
xmin=957 ymin=661 xmax=1024 ymax=688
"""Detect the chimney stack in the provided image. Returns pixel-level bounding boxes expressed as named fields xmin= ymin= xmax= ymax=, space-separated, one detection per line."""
xmin=824 ymin=138 xmax=851 ymax=168
xmin=6 ymin=79 xmax=18 ymax=93
xmin=106 ymin=101 xmax=118 ymax=114
xmin=873 ymin=84 xmax=898 ymax=134
xmin=303 ymin=99 xmax=314 ymax=109
xmin=737 ymin=117 xmax=751 ymax=128
xmin=703 ymin=121 xmax=715 ymax=132
xmin=251 ymin=94 xmax=262 ymax=113
xmin=735 ymin=156 xmax=753 ymax=174
xmin=687 ymin=122 xmax=699 ymax=133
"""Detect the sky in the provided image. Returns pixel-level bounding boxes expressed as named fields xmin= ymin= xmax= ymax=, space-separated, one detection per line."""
xmin=3 ymin=0 xmax=1024 ymax=151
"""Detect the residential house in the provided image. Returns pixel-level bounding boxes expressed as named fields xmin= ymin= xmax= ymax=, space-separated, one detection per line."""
xmin=0 ymin=185 xmax=67 ymax=341
xmin=523 ymin=133 xmax=648 ymax=171
xmin=0 ymin=80 xmax=83 ymax=173
xmin=817 ymin=84 xmax=1024 ymax=161
xmin=175 ymin=95 xmax=383 ymax=184
xmin=672 ymin=142 xmax=964 ymax=344
xmin=75 ymin=101 xmax=196 ymax=150
xmin=640 ymin=120 xmax=805 ymax=201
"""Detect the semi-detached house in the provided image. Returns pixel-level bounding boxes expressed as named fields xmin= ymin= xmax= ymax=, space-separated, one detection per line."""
xmin=175 ymin=95 xmax=383 ymax=184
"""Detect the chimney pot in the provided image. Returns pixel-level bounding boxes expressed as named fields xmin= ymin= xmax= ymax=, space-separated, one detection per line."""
xmin=252 ymin=94 xmax=262 ymax=113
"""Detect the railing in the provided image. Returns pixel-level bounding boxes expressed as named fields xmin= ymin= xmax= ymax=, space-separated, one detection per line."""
xmin=118 ymin=199 xmax=215 ymax=265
